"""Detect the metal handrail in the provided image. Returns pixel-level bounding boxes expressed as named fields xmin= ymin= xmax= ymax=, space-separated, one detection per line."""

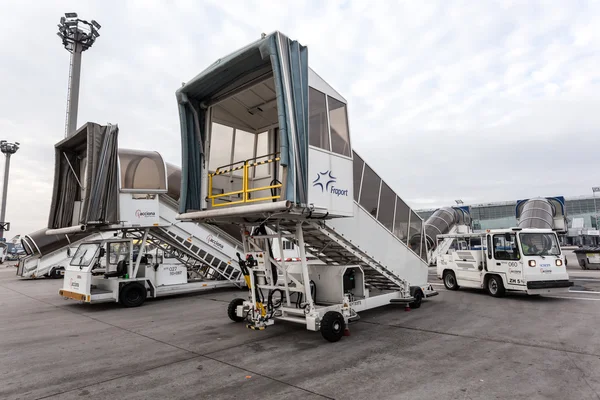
xmin=208 ymin=153 xmax=282 ymax=207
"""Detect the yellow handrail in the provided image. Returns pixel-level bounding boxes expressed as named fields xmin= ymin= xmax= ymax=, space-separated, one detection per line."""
xmin=208 ymin=153 xmax=282 ymax=207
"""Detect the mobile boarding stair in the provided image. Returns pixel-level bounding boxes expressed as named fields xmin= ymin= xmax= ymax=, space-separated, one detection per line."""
xmin=45 ymin=122 xmax=246 ymax=305
xmin=174 ymin=31 xmax=437 ymax=342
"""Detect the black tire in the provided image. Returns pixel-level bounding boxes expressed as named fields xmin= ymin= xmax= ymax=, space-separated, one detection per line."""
xmin=228 ymin=298 xmax=246 ymax=322
xmin=486 ymin=275 xmax=506 ymax=298
xmin=443 ymin=271 xmax=459 ymax=290
xmin=119 ymin=282 xmax=147 ymax=307
xmin=49 ymin=267 xmax=64 ymax=279
xmin=410 ymin=288 xmax=423 ymax=309
xmin=320 ymin=311 xmax=345 ymax=343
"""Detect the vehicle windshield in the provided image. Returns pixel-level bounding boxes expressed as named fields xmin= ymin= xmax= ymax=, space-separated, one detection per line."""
xmin=520 ymin=233 xmax=561 ymax=256
xmin=70 ymin=243 xmax=100 ymax=266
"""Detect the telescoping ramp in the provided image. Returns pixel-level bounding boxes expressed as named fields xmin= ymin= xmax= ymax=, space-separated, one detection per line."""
xmin=17 ymin=228 xmax=105 ymax=279
xmin=174 ymin=31 xmax=437 ymax=341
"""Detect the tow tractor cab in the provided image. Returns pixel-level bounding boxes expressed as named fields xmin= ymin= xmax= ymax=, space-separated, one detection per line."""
xmin=60 ymin=237 xmax=190 ymax=306
xmin=437 ymin=228 xmax=573 ymax=297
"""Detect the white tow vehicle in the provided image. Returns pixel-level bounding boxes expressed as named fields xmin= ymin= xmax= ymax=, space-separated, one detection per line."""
xmin=437 ymin=228 xmax=573 ymax=297
xmin=60 ymin=234 xmax=236 ymax=307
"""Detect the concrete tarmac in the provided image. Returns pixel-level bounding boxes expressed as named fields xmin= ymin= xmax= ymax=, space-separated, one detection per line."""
xmin=1 ymin=263 xmax=599 ymax=400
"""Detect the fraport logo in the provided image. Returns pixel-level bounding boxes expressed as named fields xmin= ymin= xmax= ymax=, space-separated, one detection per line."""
xmin=312 ymin=170 xmax=348 ymax=197
xmin=135 ymin=209 xmax=156 ymax=218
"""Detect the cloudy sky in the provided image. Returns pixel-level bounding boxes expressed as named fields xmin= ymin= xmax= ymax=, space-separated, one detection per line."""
xmin=1 ymin=0 xmax=600 ymax=235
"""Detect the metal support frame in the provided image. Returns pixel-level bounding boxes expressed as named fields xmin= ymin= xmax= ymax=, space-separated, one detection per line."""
xmin=236 ymin=219 xmax=415 ymax=333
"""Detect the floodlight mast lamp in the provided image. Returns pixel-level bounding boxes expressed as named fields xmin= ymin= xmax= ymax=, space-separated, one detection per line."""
xmin=57 ymin=12 xmax=101 ymax=138
xmin=0 ymin=141 xmax=20 ymax=240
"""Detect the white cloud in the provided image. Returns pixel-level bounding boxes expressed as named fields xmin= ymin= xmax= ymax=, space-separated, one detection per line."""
xmin=0 ymin=0 xmax=600 ymax=235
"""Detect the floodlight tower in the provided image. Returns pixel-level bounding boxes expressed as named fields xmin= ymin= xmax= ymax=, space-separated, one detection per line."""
xmin=57 ymin=12 xmax=101 ymax=137
xmin=0 ymin=141 xmax=20 ymax=240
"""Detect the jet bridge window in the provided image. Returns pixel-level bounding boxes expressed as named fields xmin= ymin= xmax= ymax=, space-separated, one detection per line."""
xmin=377 ymin=181 xmax=396 ymax=231
xmin=393 ymin=197 xmax=411 ymax=244
xmin=359 ymin=163 xmax=381 ymax=218
xmin=328 ymin=96 xmax=351 ymax=157
xmin=309 ymin=87 xmax=331 ymax=151
xmin=352 ymin=152 xmax=365 ymax=202
xmin=493 ymin=234 xmax=519 ymax=260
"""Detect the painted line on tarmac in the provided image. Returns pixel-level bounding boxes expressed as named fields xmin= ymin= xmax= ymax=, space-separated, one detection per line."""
xmin=568 ymin=290 xmax=600 ymax=294
xmin=429 ymin=283 xmax=600 ymax=298
xmin=546 ymin=296 xmax=600 ymax=301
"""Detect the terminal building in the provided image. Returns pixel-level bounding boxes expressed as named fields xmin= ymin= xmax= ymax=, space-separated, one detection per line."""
xmin=416 ymin=195 xmax=600 ymax=246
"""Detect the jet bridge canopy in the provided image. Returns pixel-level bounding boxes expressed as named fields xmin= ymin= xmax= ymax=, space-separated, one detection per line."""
xmin=177 ymin=31 xmax=358 ymax=221
xmin=176 ymin=31 xmax=310 ymax=214
xmin=47 ymin=122 xmax=170 ymax=232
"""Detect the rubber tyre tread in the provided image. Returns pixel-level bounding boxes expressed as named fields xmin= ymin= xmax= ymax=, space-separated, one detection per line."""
xmin=487 ymin=275 xmax=506 ymax=298
xmin=119 ymin=282 xmax=147 ymax=307
xmin=410 ymin=289 xmax=423 ymax=309
xmin=443 ymin=271 xmax=459 ymax=290
xmin=228 ymin=298 xmax=246 ymax=322
xmin=320 ymin=311 xmax=345 ymax=343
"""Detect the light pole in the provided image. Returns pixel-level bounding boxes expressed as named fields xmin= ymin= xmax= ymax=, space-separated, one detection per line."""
xmin=57 ymin=12 xmax=101 ymax=137
xmin=0 ymin=141 xmax=20 ymax=241
xmin=592 ymin=187 xmax=600 ymax=230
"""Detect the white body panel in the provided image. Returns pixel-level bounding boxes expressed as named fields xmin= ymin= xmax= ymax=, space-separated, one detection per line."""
xmin=307 ymin=147 xmax=354 ymax=217
xmin=155 ymin=264 xmax=188 ymax=286
xmin=327 ymin=202 xmax=428 ymax=287
xmin=119 ymin=193 xmax=160 ymax=226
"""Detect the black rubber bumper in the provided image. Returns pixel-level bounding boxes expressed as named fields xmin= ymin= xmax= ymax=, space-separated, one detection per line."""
xmin=526 ymin=280 xmax=574 ymax=289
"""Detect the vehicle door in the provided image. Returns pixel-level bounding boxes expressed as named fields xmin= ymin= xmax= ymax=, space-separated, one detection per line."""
xmin=490 ymin=232 xmax=523 ymax=286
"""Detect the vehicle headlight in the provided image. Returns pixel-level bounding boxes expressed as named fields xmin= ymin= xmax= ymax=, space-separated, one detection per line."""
xmin=556 ymin=259 xmax=563 ymax=266
xmin=528 ymin=260 xmax=536 ymax=267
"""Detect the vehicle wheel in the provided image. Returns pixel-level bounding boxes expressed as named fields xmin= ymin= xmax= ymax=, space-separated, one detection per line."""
xmin=443 ymin=271 xmax=459 ymax=290
xmin=409 ymin=288 xmax=423 ymax=309
xmin=320 ymin=311 xmax=345 ymax=343
xmin=228 ymin=298 xmax=246 ymax=322
xmin=486 ymin=275 xmax=506 ymax=298
xmin=49 ymin=268 xmax=63 ymax=279
xmin=119 ymin=282 xmax=147 ymax=307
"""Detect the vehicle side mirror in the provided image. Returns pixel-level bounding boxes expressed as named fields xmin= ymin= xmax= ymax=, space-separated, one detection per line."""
xmin=505 ymin=233 xmax=512 ymax=241
xmin=66 ymin=248 xmax=71 ymax=257
xmin=99 ymin=248 xmax=106 ymax=257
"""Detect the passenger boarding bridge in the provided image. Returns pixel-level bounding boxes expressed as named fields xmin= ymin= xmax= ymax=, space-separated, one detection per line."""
xmin=175 ymin=31 xmax=436 ymax=338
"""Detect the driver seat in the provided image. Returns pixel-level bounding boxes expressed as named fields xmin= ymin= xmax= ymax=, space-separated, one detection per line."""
xmin=104 ymin=260 xmax=128 ymax=278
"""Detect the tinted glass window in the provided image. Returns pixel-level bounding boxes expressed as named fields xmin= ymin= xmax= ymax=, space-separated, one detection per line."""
xmin=233 ymin=129 xmax=256 ymax=177
xmin=359 ymin=163 xmax=381 ymax=217
xmin=328 ymin=96 xmax=351 ymax=157
xmin=377 ymin=181 xmax=395 ymax=231
xmin=493 ymin=234 xmax=519 ymax=260
xmin=352 ymin=152 xmax=364 ymax=202
xmin=309 ymin=87 xmax=330 ymax=151
xmin=209 ymin=123 xmax=233 ymax=171
xmin=394 ymin=197 xmax=411 ymax=244
xmin=409 ymin=210 xmax=425 ymax=260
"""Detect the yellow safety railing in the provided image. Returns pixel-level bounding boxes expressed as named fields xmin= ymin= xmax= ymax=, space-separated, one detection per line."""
xmin=208 ymin=153 xmax=282 ymax=208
